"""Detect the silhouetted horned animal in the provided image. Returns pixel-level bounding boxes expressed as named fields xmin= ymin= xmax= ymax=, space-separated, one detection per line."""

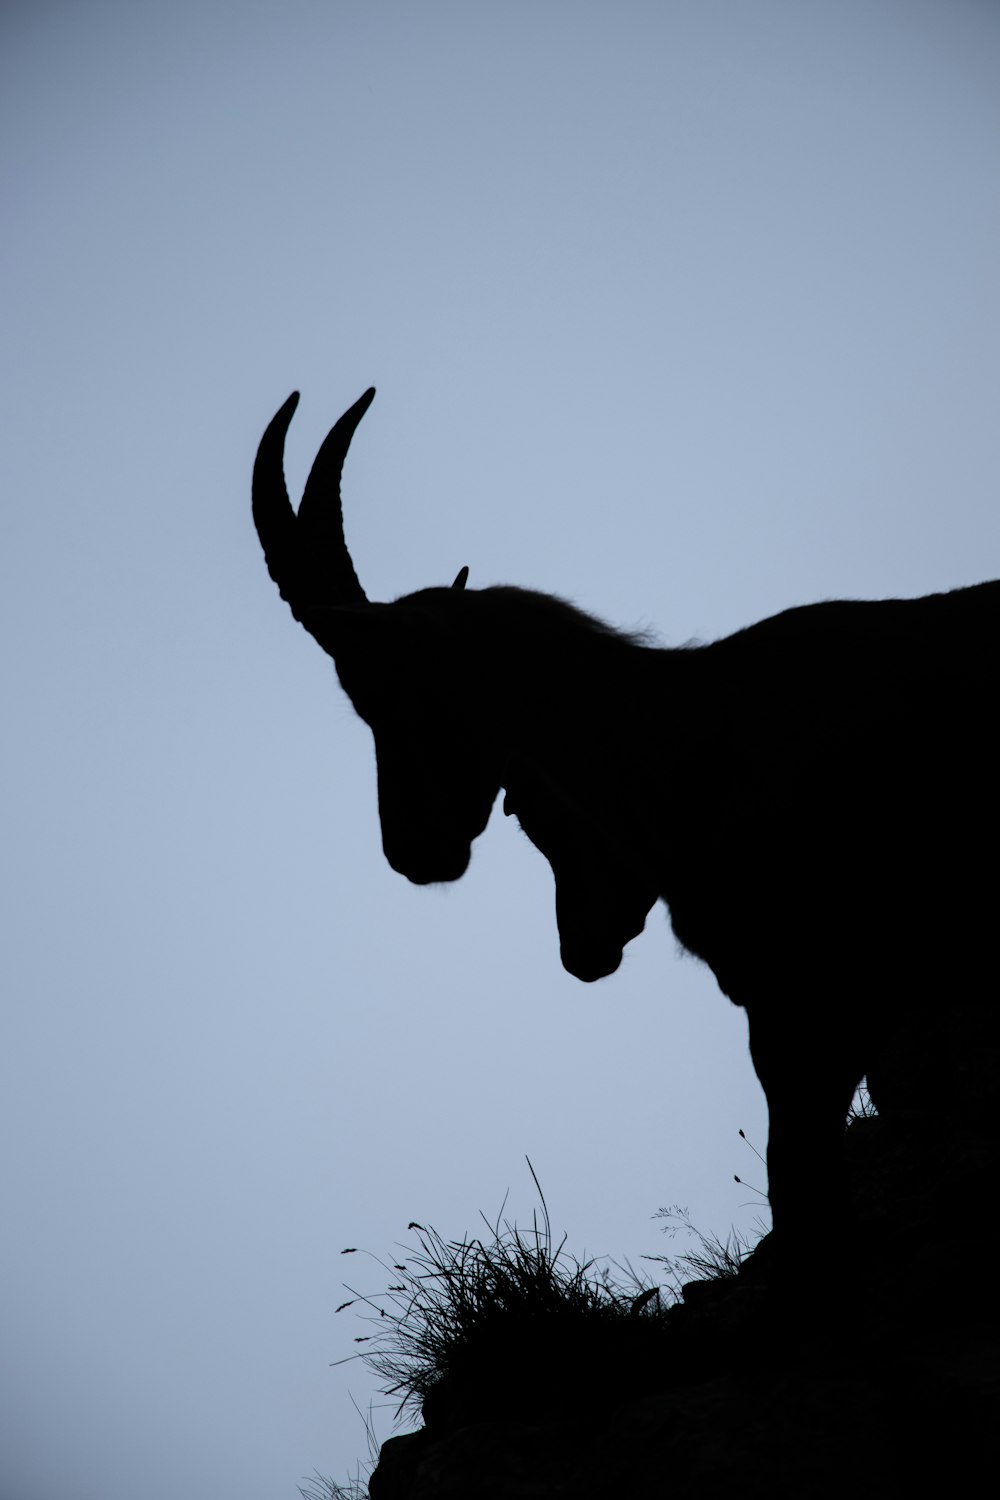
xmin=253 ymin=387 xmax=1000 ymax=1249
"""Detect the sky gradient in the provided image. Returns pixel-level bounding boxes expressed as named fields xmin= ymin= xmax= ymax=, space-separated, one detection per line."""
xmin=3 ymin=3 xmax=999 ymax=1496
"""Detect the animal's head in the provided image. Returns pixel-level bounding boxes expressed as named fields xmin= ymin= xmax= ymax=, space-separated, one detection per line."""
xmin=252 ymin=389 xmax=502 ymax=884
xmin=502 ymin=754 xmax=659 ymax=982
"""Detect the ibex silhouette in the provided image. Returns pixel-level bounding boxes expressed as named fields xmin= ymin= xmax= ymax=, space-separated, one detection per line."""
xmin=253 ymin=388 xmax=1000 ymax=1248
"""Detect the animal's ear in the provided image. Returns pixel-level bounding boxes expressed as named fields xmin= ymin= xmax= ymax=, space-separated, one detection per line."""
xmin=452 ymin=566 xmax=469 ymax=590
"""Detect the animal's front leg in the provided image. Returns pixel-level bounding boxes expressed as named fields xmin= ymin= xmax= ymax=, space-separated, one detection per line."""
xmin=746 ymin=1004 xmax=863 ymax=1256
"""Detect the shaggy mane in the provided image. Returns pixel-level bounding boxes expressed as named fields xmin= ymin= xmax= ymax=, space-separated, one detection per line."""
xmin=479 ymin=585 xmax=657 ymax=649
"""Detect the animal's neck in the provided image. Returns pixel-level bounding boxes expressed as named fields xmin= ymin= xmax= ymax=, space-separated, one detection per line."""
xmin=501 ymin=635 xmax=688 ymax=861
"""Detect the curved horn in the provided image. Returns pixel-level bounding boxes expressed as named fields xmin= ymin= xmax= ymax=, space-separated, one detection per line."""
xmin=297 ymin=387 xmax=375 ymax=605
xmin=252 ymin=391 xmax=302 ymax=608
xmin=252 ymin=387 xmax=375 ymax=616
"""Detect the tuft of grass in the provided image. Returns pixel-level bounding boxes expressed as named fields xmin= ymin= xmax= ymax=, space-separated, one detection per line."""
xmin=297 ymin=1473 xmax=367 ymax=1500
xmin=334 ymin=1161 xmax=667 ymax=1425
xmin=646 ymin=1204 xmax=766 ymax=1290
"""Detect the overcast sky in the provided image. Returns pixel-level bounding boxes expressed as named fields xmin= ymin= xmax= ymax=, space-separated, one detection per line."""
xmin=3 ymin=2 xmax=999 ymax=1497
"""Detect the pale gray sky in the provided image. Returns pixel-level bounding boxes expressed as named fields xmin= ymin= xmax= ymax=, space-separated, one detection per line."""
xmin=3 ymin=2 xmax=999 ymax=1496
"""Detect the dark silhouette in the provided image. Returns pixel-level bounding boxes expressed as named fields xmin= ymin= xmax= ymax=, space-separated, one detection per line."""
xmin=501 ymin=751 xmax=659 ymax=984
xmin=253 ymin=388 xmax=999 ymax=1250
xmin=364 ymin=1102 xmax=998 ymax=1496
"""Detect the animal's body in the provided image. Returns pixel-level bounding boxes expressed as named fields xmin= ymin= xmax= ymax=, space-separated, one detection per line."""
xmin=253 ymin=388 xmax=1000 ymax=1248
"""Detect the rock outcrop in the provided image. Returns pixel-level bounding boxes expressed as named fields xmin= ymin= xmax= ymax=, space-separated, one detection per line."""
xmin=368 ymin=1110 xmax=999 ymax=1498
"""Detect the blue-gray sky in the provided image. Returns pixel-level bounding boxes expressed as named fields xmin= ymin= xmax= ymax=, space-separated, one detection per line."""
xmin=3 ymin=2 xmax=999 ymax=1496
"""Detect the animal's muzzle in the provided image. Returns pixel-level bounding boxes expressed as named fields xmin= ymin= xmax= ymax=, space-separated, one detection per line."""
xmin=561 ymin=942 xmax=624 ymax=984
xmin=384 ymin=839 xmax=471 ymax=885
